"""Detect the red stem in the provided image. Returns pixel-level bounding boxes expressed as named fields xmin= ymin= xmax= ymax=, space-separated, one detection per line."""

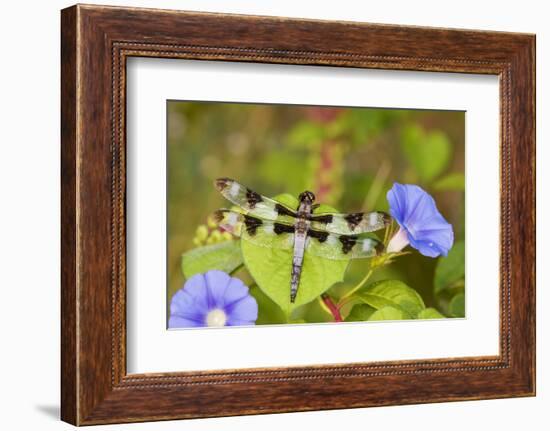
xmin=321 ymin=294 xmax=343 ymax=322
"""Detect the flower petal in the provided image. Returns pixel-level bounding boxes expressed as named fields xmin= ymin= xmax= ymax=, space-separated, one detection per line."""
xmin=169 ymin=271 xmax=257 ymax=328
xmin=169 ymin=273 xmax=211 ymax=327
xmin=410 ymin=223 xmax=454 ymax=257
xmin=387 ymin=183 xmax=407 ymax=225
xmin=405 ymin=196 xmax=435 ymax=231
xmin=169 ymin=287 xmax=207 ymax=324
xmin=168 ymin=315 xmax=203 ymax=328
xmin=387 ymin=183 xmax=454 ymax=257
xmin=225 ymin=295 xmax=258 ymax=326
xmin=221 ymin=276 xmax=250 ymax=307
xmin=408 ymin=236 xmax=445 ymax=257
xmin=170 ymin=275 xmax=206 ymax=312
xmin=204 ymin=270 xmax=232 ymax=308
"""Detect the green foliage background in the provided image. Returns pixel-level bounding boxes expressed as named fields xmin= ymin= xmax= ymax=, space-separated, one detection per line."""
xmin=167 ymin=101 xmax=465 ymax=323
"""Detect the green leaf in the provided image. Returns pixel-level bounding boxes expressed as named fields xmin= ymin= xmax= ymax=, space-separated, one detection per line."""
xmin=297 ymin=297 xmax=333 ymax=323
xmin=249 ymin=285 xmax=287 ymax=325
xmin=241 ymin=194 xmax=350 ymax=316
xmin=268 ymin=193 xmax=298 ymax=208
xmin=449 ymin=293 xmax=465 ymax=317
xmin=433 ymin=172 xmax=465 ymax=191
xmin=357 ymin=280 xmax=425 ymax=318
xmin=289 ymin=319 xmax=307 ymax=324
xmin=368 ymin=306 xmax=407 ymax=321
xmin=434 ymin=240 xmax=465 ymax=295
xmin=401 ymin=125 xmax=451 ymax=183
xmin=345 ymin=303 xmax=376 ymax=322
xmin=181 ymin=240 xmax=243 ymax=279
xmin=417 ymin=307 xmax=445 ymax=319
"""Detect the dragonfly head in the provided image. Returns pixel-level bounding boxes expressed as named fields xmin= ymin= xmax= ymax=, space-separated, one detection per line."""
xmin=299 ymin=190 xmax=316 ymax=205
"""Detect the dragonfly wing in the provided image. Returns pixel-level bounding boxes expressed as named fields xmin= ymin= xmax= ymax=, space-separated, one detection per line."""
xmin=214 ymin=210 xmax=295 ymax=250
xmin=215 ymin=178 xmax=297 ymax=222
xmin=310 ymin=211 xmax=390 ymax=235
xmin=306 ymin=229 xmax=383 ymax=260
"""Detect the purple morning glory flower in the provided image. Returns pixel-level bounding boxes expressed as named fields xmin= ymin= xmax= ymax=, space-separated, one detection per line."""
xmin=169 ymin=270 xmax=258 ymax=328
xmin=386 ymin=183 xmax=454 ymax=257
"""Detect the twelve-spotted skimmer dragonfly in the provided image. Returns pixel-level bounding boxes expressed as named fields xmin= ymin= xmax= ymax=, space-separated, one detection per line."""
xmin=214 ymin=178 xmax=390 ymax=303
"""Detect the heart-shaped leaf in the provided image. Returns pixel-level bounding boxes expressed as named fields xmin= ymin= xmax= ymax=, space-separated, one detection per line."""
xmin=357 ymin=279 xmax=425 ymax=318
xmin=417 ymin=307 xmax=445 ymax=319
xmin=181 ymin=240 xmax=243 ymax=279
xmin=249 ymin=285 xmax=288 ymax=325
xmin=368 ymin=306 xmax=407 ymax=321
xmin=241 ymin=194 xmax=350 ymax=316
xmin=345 ymin=303 xmax=376 ymax=322
xmin=449 ymin=292 xmax=465 ymax=317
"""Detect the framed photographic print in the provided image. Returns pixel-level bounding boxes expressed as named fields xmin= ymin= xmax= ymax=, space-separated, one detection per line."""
xmin=61 ymin=4 xmax=535 ymax=425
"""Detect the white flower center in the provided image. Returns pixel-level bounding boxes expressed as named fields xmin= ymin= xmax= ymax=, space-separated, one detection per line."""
xmin=206 ymin=308 xmax=227 ymax=327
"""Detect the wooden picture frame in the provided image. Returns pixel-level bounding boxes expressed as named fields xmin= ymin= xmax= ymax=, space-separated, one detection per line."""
xmin=61 ymin=4 xmax=535 ymax=425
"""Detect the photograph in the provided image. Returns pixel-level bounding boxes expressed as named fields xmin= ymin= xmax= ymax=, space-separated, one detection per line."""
xmin=167 ymin=101 xmax=465 ymax=328
xmin=52 ymin=2 xmax=536 ymax=426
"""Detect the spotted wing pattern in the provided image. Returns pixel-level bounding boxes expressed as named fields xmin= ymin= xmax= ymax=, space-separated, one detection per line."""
xmin=214 ymin=210 xmax=383 ymax=260
xmin=306 ymin=229 xmax=383 ymax=260
xmin=214 ymin=178 xmax=297 ymax=222
xmin=309 ymin=211 xmax=390 ymax=235
xmin=213 ymin=209 xmax=295 ymax=250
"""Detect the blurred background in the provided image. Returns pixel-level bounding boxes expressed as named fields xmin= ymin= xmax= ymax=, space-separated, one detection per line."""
xmin=167 ymin=101 xmax=465 ymax=319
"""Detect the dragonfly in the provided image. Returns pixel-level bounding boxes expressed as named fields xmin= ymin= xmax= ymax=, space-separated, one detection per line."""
xmin=213 ymin=178 xmax=391 ymax=303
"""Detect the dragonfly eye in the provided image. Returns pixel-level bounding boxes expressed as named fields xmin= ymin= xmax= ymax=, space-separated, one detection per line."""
xmin=299 ymin=190 xmax=316 ymax=204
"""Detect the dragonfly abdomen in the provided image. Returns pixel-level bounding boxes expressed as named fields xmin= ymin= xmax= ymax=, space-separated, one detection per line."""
xmin=290 ymin=217 xmax=310 ymax=303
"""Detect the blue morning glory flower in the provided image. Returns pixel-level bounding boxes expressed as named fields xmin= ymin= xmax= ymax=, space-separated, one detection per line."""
xmin=169 ymin=270 xmax=258 ymax=328
xmin=386 ymin=183 xmax=454 ymax=257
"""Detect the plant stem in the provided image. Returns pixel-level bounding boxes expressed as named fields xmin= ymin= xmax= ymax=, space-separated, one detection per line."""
xmin=383 ymin=220 xmax=394 ymax=246
xmin=337 ymin=250 xmax=411 ymax=310
xmin=229 ymin=263 xmax=244 ymax=276
xmin=339 ymin=268 xmax=374 ymax=305
xmin=321 ymin=294 xmax=343 ymax=322
xmin=318 ymin=296 xmax=332 ymax=315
